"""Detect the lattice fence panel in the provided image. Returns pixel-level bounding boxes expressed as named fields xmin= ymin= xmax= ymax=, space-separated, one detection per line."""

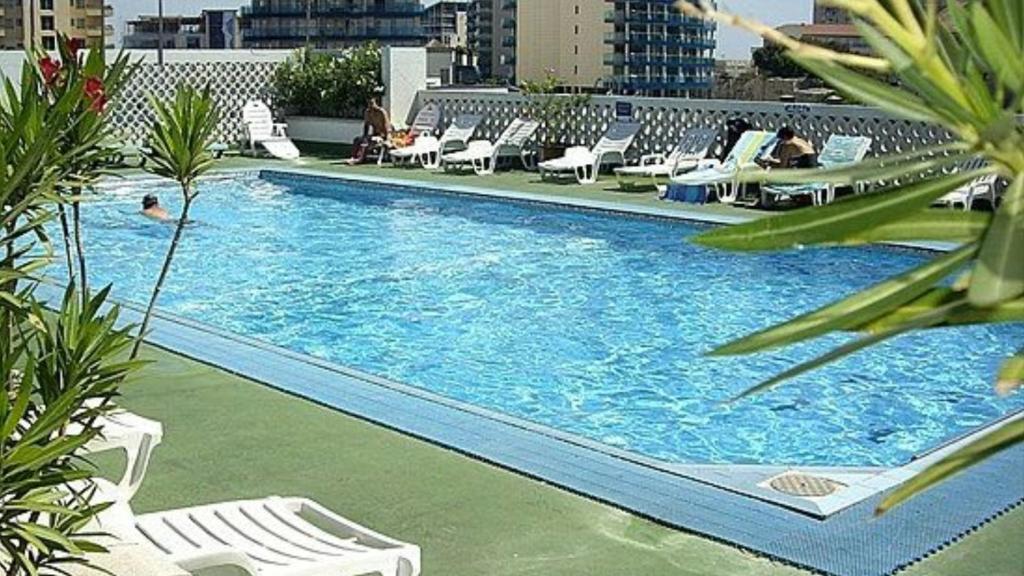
xmin=111 ymin=61 xmax=278 ymax=147
xmin=418 ymin=92 xmax=956 ymax=161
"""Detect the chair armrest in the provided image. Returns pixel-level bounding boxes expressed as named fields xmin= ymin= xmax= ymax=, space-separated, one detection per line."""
xmin=639 ymin=153 xmax=667 ymax=167
xmin=84 ymin=410 xmax=164 ymax=503
xmin=171 ymin=547 xmax=257 ymax=575
xmin=696 ymin=158 xmax=722 ymax=170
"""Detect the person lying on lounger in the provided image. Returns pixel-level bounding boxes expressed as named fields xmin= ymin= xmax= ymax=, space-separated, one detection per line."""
xmin=757 ymin=126 xmax=818 ymax=169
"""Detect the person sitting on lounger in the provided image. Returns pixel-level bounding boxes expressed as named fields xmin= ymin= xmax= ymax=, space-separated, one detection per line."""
xmin=347 ymin=97 xmax=393 ymax=165
xmin=141 ymin=194 xmax=172 ymax=222
xmin=758 ymin=126 xmax=818 ymax=169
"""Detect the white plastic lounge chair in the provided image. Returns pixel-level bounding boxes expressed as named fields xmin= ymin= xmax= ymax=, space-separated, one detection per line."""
xmin=408 ymin=102 xmax=442 ymax=136
xmin=933 ymin=158 xmax=1001 ymax=211
xmin=82 ymin=409 xmax=164 ymax=503
xmin=669 ymin=130 xmax=776 ymax=204
xmin=761 ymin=135 xmax=873 ymax=206
xmin=441 ymin=118 xmax=540 ymax=174
xmin=538 ymin=122 xmax=642 ymax=184
xmin=390 ymin=114 xmax=483 ymax=169
xmin=614 ymin=128 xmax=718 ymax=191
xmin=242 ymin=101 xmax=301 ymax=161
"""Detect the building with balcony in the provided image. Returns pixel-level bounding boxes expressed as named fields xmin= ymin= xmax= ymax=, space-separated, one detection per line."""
xmin=1 ymin=0 xmax=113 ymax=51
xmin=124 ymin=10 xmax=241 ymax=50
xmin=240 ymin=0 xmax=426 ymax=50
xmin=603 ymin=0 xmax=716 ymax=97
xmin=467 ymin=0 xmax=516 ymax=83
xmin=424 ymin=0 xmax=467 ymax=49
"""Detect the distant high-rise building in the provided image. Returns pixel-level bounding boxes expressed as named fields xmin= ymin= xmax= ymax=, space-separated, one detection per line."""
xmin=468 ymin=0 xmax=516 ymax=82
xmin=424 ymin=0 xmax=467 ymax=48
xmin=1 ymin=0 xmax=113 ymax=51
xmin=240 ymin=0 xmax=426 ymax=50
xmin=124 ymin=10 xmax=240 ymax=50
xmin=813 ymin=1 xmax=851 ymax=24
xmin=603 ymin=0 xmax=717 ymax=97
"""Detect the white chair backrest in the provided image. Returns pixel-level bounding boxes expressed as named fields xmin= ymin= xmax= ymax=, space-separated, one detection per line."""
xmin=507 ymin=119 xmax=540 ymax=148
xmin=592 ymin=122 xmax=642 ymax=156
xmin=440 ymin=114 xmax=483 ymax=145
xmin=818 ymin=135 xmax=873 ymax=169
xmin=242 ymin=101 xmax=275 ymax=142
xmin=493 ymin=118 xmax=526 ymax=147
xmin=410 ymin=102 xmax=442 ymax=135
xmin=724 ymin=130 xmax=775 ymax=168
xmin=670 ymin=128 xmax=718 ymax=161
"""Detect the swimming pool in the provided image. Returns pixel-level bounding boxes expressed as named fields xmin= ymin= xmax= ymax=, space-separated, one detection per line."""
xmin=76 ymin=171 xmax=1023 ymax=469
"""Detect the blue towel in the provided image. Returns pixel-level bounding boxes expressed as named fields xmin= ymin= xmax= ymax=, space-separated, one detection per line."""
xmin=665 ymin=183 xmax=709 ymax=204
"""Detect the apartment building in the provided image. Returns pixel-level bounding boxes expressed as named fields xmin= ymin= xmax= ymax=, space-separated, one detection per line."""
xmin=124 ymin=10 xmax=241 ymax=50
xmin=240 ymin=0 xmax=426 ymax=50
xmin=603 ymin=0 xmax=716 ymax=97
xmin=515 ymin=0 xmax=607 ymax=88
xmin=467 ymin=0 xmax=515 ymax=82
xmin=424 ymin=0 xmax=467 ymax=49
xmin=1 ymin=0 xmax=113 ymax=51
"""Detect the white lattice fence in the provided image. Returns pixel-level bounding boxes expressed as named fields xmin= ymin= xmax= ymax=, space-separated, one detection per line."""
xmin=417 ymin=92 xmax=956 ymax=159
xmin=111 ymin=61 xmax=279 ymax=147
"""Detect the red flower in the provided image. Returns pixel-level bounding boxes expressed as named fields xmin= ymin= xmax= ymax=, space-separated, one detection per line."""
xmin=88 ymin=94 xmax=108 ymax=113
xmin=40 ymin=57 xmax=61 ymax=86
xmin=83 ymin=76 xmax=106 ymax=112
xmin=65 ymin=37 xmax=83 ymax=61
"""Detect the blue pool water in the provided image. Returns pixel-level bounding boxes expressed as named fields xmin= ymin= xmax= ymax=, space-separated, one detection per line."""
xmin=73 ymin=172 xmax=1022 ymax=468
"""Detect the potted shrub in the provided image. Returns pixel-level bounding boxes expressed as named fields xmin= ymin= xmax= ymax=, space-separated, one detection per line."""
xmin=520 ymin=71 xmax=591 ymax=162
xmin=271 ymin=45 xmax=382 ymax=144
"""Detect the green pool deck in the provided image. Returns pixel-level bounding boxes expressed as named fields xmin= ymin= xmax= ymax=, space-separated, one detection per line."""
xmin=111 ymin=345 xmax=1023 ymax=576
xmin=103 ymin=151 xmax=1023 ymax=575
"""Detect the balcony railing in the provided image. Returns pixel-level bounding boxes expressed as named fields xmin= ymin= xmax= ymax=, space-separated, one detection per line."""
xmin=242 ymin=2 xmax=424 ymax=18
xmin=244 ymin=27 xmax=426 ymax=40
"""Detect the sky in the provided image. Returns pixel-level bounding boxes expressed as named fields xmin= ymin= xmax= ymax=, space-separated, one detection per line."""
xmin=110 ymin=0 xmax=813 ymax=59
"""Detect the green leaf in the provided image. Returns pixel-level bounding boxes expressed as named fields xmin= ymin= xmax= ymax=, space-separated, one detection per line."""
xmin=860 ymin=290 xmax=1024 ymax=332
xmin=711 ymin=245 xmax=975 ymax=356
xmin=876 ymin=419 xmax=1024 ymax=515
xmin=969 ymin=175 xmax=1024 ymax=306
xmin=732 ymin=301 xmax=961 ymax=400
xmin=996 ymin=349 xmax=1024 ymax=396
xmin=693 ymin=170 xmax=988 ymax=251
xmin=839 ymin=210 xmax=989 ymax=245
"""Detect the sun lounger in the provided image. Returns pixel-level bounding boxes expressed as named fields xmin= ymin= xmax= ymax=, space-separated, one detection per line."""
xmin=408 ymin=102 xmax=442 ymax=136
xmin=614 ymin=128 xmax=718 ymax=191
xmin=668 ymin=130 xmax=776 ymax=203
xmin=539 ymin=122 xmax=642 ymax=184
xmin=441 ymin=118 xmax=540 ymax=174
xmin=761 ymin=135 xmax=873 ymax=206
xmin=391 ymin=114 xmax=483 ymax=169
xmin=241 ymin=101 xmax=301 ymax=161
xmin=933 ymin=158 xmax=1001 ymax=211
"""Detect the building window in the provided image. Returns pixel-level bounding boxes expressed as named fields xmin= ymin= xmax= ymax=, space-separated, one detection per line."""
xmin=574 ymin=25 xmax=578 ymax=35
xmin=574 ymin=5 xmax=579 ymax=15
xmin=40 ymin=0 xmax=53 ymax=10
xmin=42 ymin=36 xmax=56 ymax=50
xmin=41 ymin=16 xmax=55 ymax=31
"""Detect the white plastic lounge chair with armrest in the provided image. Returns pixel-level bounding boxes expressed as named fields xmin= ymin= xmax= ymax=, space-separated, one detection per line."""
xmin=933 ymin=158 xmax=1001 ymax=211
xmin=669 ymin=130 xmax=776 ymax=204
xmin=391 ymin=114 xmax=483 ymax=169
xmin=441 ymin=118 xmax=540 ymax=175
xmin=761 ymin=135 xmax=873 ymax=206
xmin=83 ymin=413 xmax=422 ymax=576
xmin=614 ymin=128 xmax=718 ymax=192
xmin=242 ymin=101 xmax=301 ymax=161
xmin=539 ymin=122 xmax=643 ymax=184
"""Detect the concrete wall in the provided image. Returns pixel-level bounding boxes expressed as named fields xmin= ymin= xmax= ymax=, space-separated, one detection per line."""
xmin=382 ymin=47 xmax=428 ymax=128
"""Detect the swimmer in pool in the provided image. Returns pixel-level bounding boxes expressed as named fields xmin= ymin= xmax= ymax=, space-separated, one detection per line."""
xmin=141 ymin=194 xmax=172 ymax=221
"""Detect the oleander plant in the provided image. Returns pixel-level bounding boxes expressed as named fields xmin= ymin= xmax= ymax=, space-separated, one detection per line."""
xmin=678 ymin=0 xmax=1022 ymax=513
xmin=1 ymin=41 xmax=142 ymax=574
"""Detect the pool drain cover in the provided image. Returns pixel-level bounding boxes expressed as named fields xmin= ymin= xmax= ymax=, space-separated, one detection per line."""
xmin=769 ymin=473 xmax=844 ymax=498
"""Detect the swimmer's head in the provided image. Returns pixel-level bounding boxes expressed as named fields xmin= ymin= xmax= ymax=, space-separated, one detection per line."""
xmin=142 ymin=194 xmax=159 ymax=210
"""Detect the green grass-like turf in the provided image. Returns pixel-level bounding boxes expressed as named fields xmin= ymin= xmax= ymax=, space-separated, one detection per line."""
xmin=103 ymin=345 xmax=1023 ymax=576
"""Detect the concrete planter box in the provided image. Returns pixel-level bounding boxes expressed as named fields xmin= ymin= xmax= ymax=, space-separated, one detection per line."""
xmin=284 ymin=116 xmax=363 ymax=144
